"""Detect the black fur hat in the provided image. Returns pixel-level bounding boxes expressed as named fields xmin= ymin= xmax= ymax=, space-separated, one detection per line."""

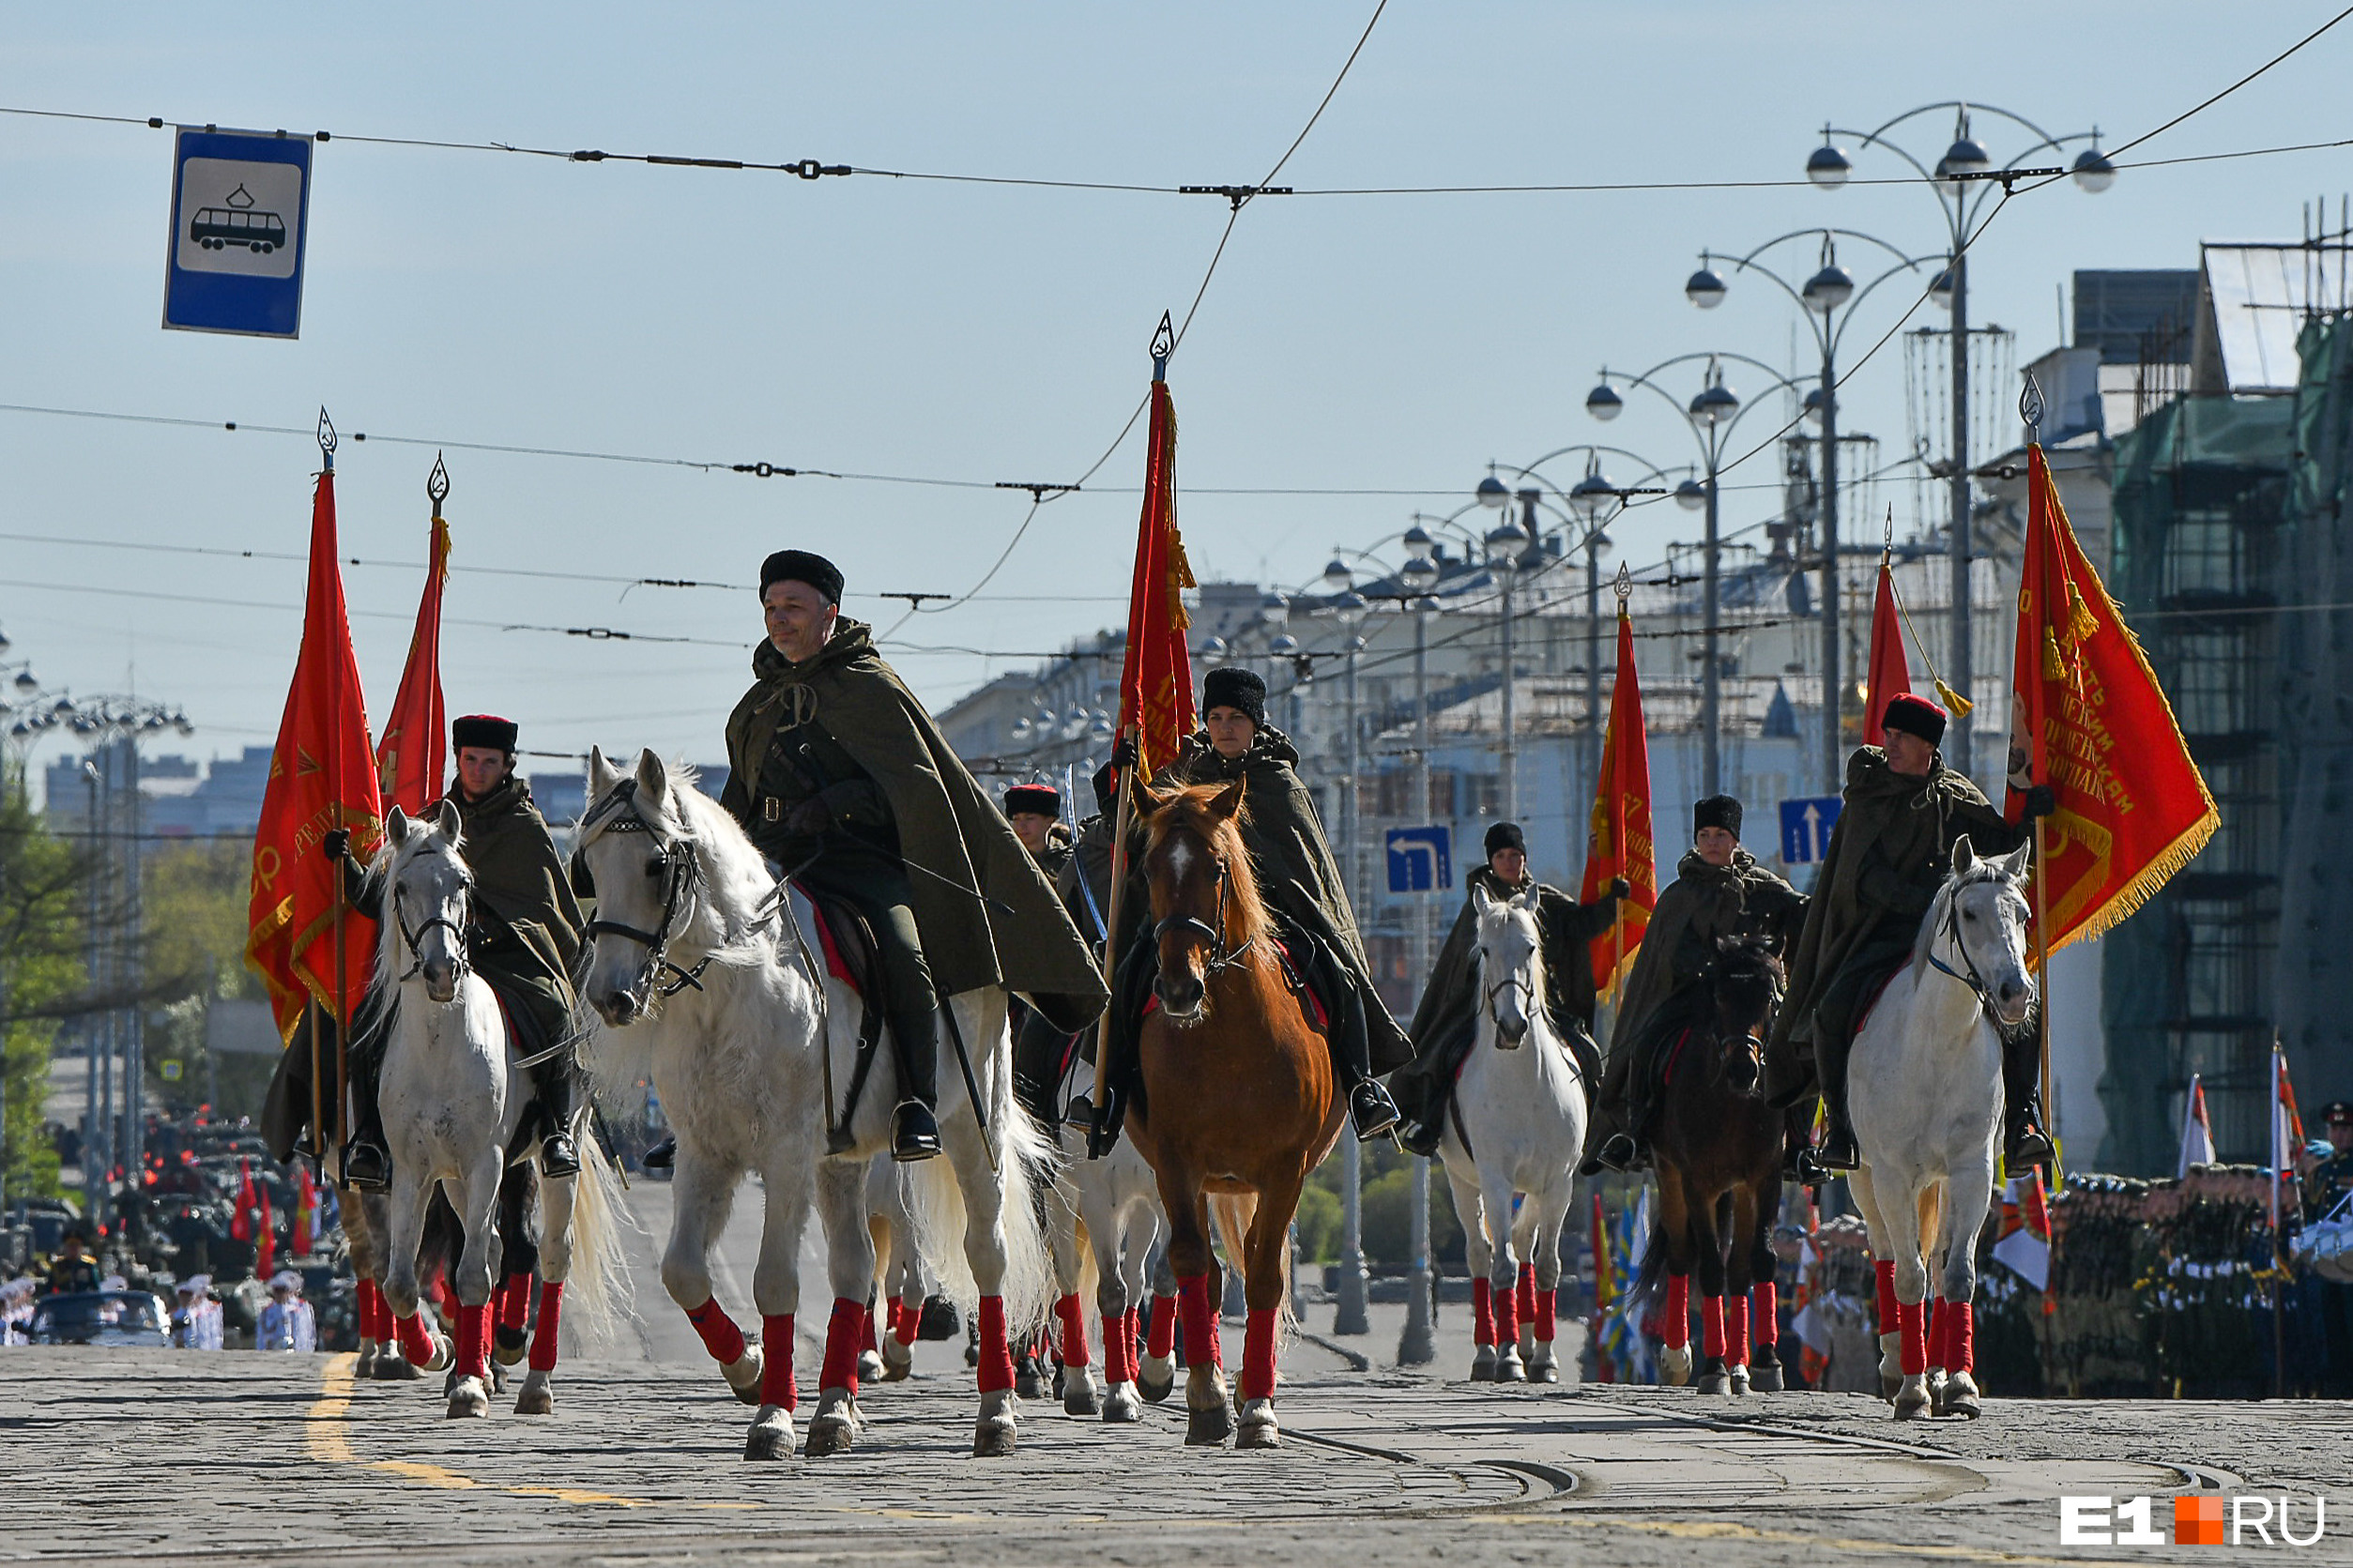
xmin=1693 ymin=795 xmax=1742 ymax=839
xmin=758 ymin=549 xmax=844 ymax=605
xmin=1201 ymin=666 xmax=1267 ymax=730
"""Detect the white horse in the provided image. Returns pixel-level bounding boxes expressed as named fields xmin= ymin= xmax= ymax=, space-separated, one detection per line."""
xmin=866 ymin=1153 xmax=939 ymax=1383
xmin=373 ymin=801 xmax=623 ymax=1419
xmin=1435 ymin=885 xmax=1587 ymax=1385
xmin=575 ymin=750 xmax=1055 ymax=1461
xmin=1040 ymin=1053 xmax=1169 ymax=1422
xmin=1845 ymin=836 xmax=2037 ymax=1421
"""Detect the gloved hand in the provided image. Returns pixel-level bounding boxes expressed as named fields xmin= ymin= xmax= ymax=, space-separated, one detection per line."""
xmin=1111 ymin=732 xmax=1138 ymax=769
xmin=1610 ymin=876 xmax=1632 ymax=899
xmin=2024 ymin=784 xmax=2058 ymax=820
xmin=323 ymin=828 xmax=351 ymax=860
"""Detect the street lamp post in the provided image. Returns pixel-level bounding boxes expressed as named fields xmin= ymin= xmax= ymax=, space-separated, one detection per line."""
xmin=1685 ymin=230 xmax=1939 ymax=789
xmin=1588 ymin=355 xmax=1808 ymax=795
xmin=1805 ymin=104 xmax=2113 ymax=773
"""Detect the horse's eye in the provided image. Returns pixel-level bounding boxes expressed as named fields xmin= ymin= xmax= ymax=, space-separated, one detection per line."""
xmin=646 ymin=859 xmax=665 ymax=879
xmin=1963 ymin=909 xmax=1978 ymax=921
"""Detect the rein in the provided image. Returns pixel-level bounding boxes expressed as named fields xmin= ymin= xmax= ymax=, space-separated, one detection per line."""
xmin=1153 ymin=851 xmax=1257 ymax=982
xmin=1925 ymin=888 xmax=2003 ymax=1019
xmin=390 ymin=869 xmax=472 ymax=985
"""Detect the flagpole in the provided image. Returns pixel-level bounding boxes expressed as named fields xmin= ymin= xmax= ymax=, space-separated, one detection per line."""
xmin=320 ymin=409 xmax=346 ymax=1168
xmin=2271 ymin=1036 xmax=2286 ymax=1397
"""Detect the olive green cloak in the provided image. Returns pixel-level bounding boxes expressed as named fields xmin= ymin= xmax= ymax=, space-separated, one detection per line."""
xmin=723 ymin=621 xmax=1108 ymax=1013
xmin=1612 ymin=847 xmax=1804 ymax=1059
xmin=447 ymin=775 xmax=585 ymax=1032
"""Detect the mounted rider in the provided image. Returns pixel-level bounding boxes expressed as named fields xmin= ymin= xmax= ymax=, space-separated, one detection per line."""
xmin=1765 ymin=693 xmax=2054 ymax=1181
xmin=336 ymin=714 xmax=588 ymax=1189
xmin=1108 ymin=666 xmax=1410 ymax=1143
xmin=1002 ymin=780 xmax=1082 ymax=1127
xmin=719 ymin=550 xmax=1107 ymax=1162
xmin=1581 ymin=794 xmax=1805 ymax=1175
xmin=1392 ymin=821 xmax=1627 ymax=1159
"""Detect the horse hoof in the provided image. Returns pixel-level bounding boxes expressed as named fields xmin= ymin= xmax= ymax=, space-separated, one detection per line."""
xmin=1892 ymin=1376 xmax=1932 ymax=1421
xmin=355 ymin=1347 xmax=378 ymax=1378
xmin=372 ymin=1356 xmax=422 ymax=1381
xmin=1660 ymin=1345 xmax=1692 ymax=1387
xmin=1526 ymin=1351 xmax=1560 ymax=1384
xmin=421 ymin=1335 xmax=454 ymax=1374
xmin=880 ymin=1340 xmax=914 ymax=1382
xmin=858 ymin=1349 xmax=886 ymax=1386
xmin=804 ymin=1414 xmax=854 ymax=1456
xmin=1016 ymin=1363 xmax=1048 ymax=1402
xmin=514 ymin=1374 xmax=554 ymax=1417
xmin=1236 ymin=1397 xmax=1279 ymax=1449
xmin=1935 ymin=1373 xmax=1982 ymax=1419
xmin=494 ymin=1326 xmax=528 ymax=1367
xmin=1729 ymin=1364 xmax=1751 ymax=1397
xmin=1103 ymin=1382 xmax=1144 ymax=1423
xmin=1749 ymin=1361 xmax=1785 ymax=1393
xmin=745 ymin=1408 xmax=795 ymax=1461
xmin=445 ymin=1378 xmax=489 ymax=1419
xmin=724 ymin=1347 xmax=766 ymax=1408
xmin=1494 ymin=1348 xmax=1527 ymax=1384
xmin=1063 ymin=1378 xmax=1102 ymax=1418
xmin=488 ymin=1362 xmax=509 ymax=1396
xmin=1697 ymin=1369 xmax=1733 ymax=1397
xmin=1138 ymin=1364 xmax=1175 ymax=1405
xmin=1880 ymin=1373 xmax=1903 ymax=1403
xmin=972 ymin=1419 xmax=1018 ymax=1457
xmin=1470 ymin=1345 xmax=1498 ymax=1381
xmin=1185 ymin=1402 xmax=1233 ymax=1446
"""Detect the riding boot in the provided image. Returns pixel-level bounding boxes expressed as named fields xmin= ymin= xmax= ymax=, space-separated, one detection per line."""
xmin=2000 ymin=1025 xmax=2055 ymax=1170
xmin=531 ymin=1053 xmax=582 ymax=1179
xmin=341 ymin=1018 xmax=391 ymax=1192
xmin=1813 ymin=1028 xmax=1860 ymax=1172
xmin=889 ymin=1010 xmax=943 ymax=1164
xmin=1317 ymin=945 xmax=1399 ymax=1142
xmin=641 ymin=1135 xmax=676 ymax=1171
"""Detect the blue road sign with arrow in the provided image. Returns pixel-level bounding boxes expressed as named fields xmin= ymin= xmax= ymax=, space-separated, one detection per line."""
xmin=1386 ymin=826 xmax=1453 ymax=893
xmin=162 ymin=128 xmax=312 ymax=338
xmin=1779 ymin=796 xmax=1842 ymax=864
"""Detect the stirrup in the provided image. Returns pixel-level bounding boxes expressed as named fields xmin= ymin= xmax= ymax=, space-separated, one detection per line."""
xmin=891 ymin=1101 xmax=942 ymax=1163
xmin=540 ymin=1133 xmax=581 ymax=1180
xmin=342 ymin=1140 xmax=390 ymax=1192
xmin=2005 ymin=1119 xmax=2055 ymax=1170
xmin=1818 ymin=1126 xmax=1860 ymax=1172
xmin=1592 ymin=1133 xmax=1642 ymax=1173
xmin=1349 ymin=1082 xmax=1400 ymax=1143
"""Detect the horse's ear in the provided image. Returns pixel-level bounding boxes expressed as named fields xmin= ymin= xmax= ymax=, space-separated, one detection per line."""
xmin=634 ymin=749 xmax=670 ymax=815
xmin=588 ymin=746 xmax=619 ymax=794
xmin=433 ymin=796 xmax=463 ymax=840
xmin=1135 ymin=783 xmax=1176 ymax=818
xmin=384 ymin=805 xmax=409 ymax=847
xmin=1951 ymin=835 xmax=1977 ymax=876
xmin=1206 ymin=778 xmax=1247 ymax=822
xmin=1472 ymin=883 xmax=1496 ymax=916
xmin=1510 ymin=887 xmax=1542 ymax=913
xmin=2000 ymin=842 xmax=2034 ymax=881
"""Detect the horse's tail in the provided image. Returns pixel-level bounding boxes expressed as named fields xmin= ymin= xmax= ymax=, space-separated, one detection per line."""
xmin=904 ymin=1006 xmax=1059 ymax=1342
xmin=1626 ymin=1216 xmax=1671 ymax=1325
xmin=556 ymin=1135 xmax=634 ymax=1351
xmin=1207 ymin=1191 xmax=1296 ymax=1343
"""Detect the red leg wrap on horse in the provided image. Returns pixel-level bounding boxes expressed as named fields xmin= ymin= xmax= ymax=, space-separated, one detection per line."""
xmin=1701 ymin=1294 xmax=1727 ymax=1360
xmin=1873 ymin=1259 xmax=1898 ymax=1337
xmin=1750 ymin=1281 xmax=1779 ymax=1347
xmin=760 ymin=1314 xmax=799 ymax=1409
xmin=1898 ymin=1298 xmax=1927 ymax=1377
xmin=894 ymin=1294 xmax=919 ymax=1347
xmin=976 ymin=1295 xmax=1016 ymax=1393
xmin=1491 ymin=1273 xmax=1520 ymax=1346
xmin=1927 ymin=1297 xmax=1948 ymax=1370
xmin=1663 ymin=1274 xmax=1689 ymax=1350
xmin=1471 ymin=1277 xmax=1494 ymax=1347
xmin=1147 ymin=1293 xmax=1177 ymax=1359
xmin=685 ymin=1298 xmax=747 ymax=1365
xmin=860 ymin=1302 xmax=879 ymax=1355
xmin=1516 ymin=1263 xmax=1536 ymax=1330
xmin=1108 ymin=1308 xmax=1138 ymax=1382
xmin=458 ymin=1302 xmax=492 ymax=1380
xmin=357 ymin=1279 xmax=383 ymax=1341
xmin=1177 ymin=1274 xmax=1221 ymax=1371
xmin=528 ymin=1281 xmax=563 ymax=1372
xmin=395 ymin=1311 xmax=434 ymax=1365
xmin=1534 ymin=1287 xmax=1557 ymax=1343
xmin=1241 ymin=1306 xmax=1278 ymax=1401
xmin=1948 ymin=1302 xmax=1974 ymax=1374
xmin=1056 ymin=1292 xmax=1092 ymax=1367
xmin=498 ymin=1273 xmax=532 ymax=1332
xmin=819 ymin=1296 xmax=865 ymax=1393
xmin=1725 ymin=1298 xmax=1749 ymax=1367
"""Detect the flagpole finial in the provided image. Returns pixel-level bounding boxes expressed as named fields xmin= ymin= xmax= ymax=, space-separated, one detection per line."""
xmin=1150 ymin=312 xmax=1174 ymax=382
xmin=1882 ymin=503 xmax=1895 ymax=562
xmin=2020 ymin=371 xmax=2044 ymax=436
xmin=426 ymin=451 xmax=451 ymax=513
xmin=316 ymin=406 xmax=337 ymax=469
xmin=1613 ymin=562 xmax=1632 ymax=607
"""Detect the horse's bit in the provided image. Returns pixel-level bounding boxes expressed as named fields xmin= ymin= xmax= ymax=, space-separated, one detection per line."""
xmin=579 ymin=785 xmax=716 ymax=1003
xmin=1153 ymin=853 xmax=1255 ymax=980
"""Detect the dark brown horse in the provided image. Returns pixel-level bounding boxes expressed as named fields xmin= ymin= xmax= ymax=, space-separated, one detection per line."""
xmin=1125 ymin=778 xmax=1337 ymax=1448
xmin=1638 ymin=936 xmax=1788 ymax=1395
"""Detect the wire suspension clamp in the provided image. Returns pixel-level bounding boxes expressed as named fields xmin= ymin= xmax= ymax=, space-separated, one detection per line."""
xmin=1180 ymin=184 xmax=1292 ymax=210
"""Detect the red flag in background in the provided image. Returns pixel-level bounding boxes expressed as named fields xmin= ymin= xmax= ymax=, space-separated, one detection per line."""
xmin=1862 ymin=559 xmax=1913 ymax=747
xmin=2005 ymin=444 xmax=2219 ymax=952
xmin=374 ymin=505 xmax=451 ymax=814
xmin=254 ymin=1185 xmax=276 ymax=1283
xmin=229 ymin=1159 xmax=256 ymax=1243
xmin=1116 ymin=373 xmax=1197 ymax=779
xmin=1581 ymin=601 xmax=1658 ymax=997
xmin=245 ymin=463 xmax=385 ymax=1039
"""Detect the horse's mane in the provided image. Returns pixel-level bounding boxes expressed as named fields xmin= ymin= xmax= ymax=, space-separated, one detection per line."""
xmin=1146 ymin=784 xmax=1273 ymax=946
xmin=596 ymin=757 xmax=779 ymax=948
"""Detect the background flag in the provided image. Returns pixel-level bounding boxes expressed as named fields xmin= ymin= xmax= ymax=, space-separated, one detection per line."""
xmin=1862 ymin=559 xmax=1913 ymax=747
xmin=1581 ymin=599 xmax=1657 ymax=997
xmin=1991 ymin=1169 xmax=2054 ymax=1291
xmin=2177 ymin=1073 xmax=2217 ymax=1178
xmin=374 ymin=509 xmax=450 ymax=814
xmin=1115 ymin=373 xmax=1197 ymax=776
xmin=245 ymin=464 xmax=385 ymax=1039
xmin=2005 ymin=444 xmax=2219 ymax=951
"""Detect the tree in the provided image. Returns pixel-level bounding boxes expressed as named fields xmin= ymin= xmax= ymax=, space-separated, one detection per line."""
xmin=1 ymin=782 xmax=81 ymax=1198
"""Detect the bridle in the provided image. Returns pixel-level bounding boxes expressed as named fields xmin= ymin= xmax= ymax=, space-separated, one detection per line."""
xmin=390 ymin=859 xmax=473 ymax=985
xmin=578 ymin=780 xmax=715 ymax=1003
xmin=1481 ymin=967 xmax=1536 ymax=1035
xmin=1152 ymin=846 xmax=1256 ymax=982
xmin=1925 ymin=879 xmax=2013 ymax=1020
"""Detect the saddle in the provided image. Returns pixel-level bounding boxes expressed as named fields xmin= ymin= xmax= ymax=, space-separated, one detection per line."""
xmin=791 ymin=883 xmax=891 ymax=1148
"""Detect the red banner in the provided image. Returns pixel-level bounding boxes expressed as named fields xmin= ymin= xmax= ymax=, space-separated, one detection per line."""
xmin=1116 ymin=379 xmax=1197 ymax=778
xmin=245 ymin=467 xmax=385 ymax=1039
xmin=1581 ymin=604 xmax=1657 ymax=997
xmin=374 ymin=512 xmax=450 ymax=814
xmin=2005 ymin=444 xmax=2218 ymax=951
xmin=1862 ymin=559 xmax=1912 ymax=747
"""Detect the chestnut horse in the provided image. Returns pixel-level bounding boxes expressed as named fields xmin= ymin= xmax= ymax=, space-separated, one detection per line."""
xmin=1125 ymin=778 xmax=1337 ymax=1448
xmin=1634 ymin=935 xmax=1787 ymax=1395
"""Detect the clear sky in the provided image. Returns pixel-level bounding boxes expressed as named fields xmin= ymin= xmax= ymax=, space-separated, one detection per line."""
xmin=2 ymin=1 xmax=2346 ymax=786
